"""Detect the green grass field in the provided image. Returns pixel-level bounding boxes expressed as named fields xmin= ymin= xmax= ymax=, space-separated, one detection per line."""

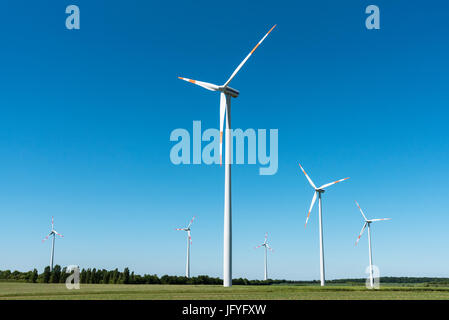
xmin=1 ymin=282 xmax=449 ymax=300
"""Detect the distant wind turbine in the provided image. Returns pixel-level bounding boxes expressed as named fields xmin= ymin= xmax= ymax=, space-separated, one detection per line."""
xmin=298 ymin=163 xmax=349 ymax=286
xmin=42 ymin=216 xmax=64 ymax=271
xmin=178 ymin=25 xmax=276 ymax=287
xmin=355 ymin=201 xmax=391 ymax=288
xmin=255 ymin=232 xmax=273 ymax=280
xmin=175 ymin=216 xmax=195 ymax=278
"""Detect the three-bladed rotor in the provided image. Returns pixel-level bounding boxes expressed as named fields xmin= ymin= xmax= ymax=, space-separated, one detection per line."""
xmin=178 ymin=25 xmax=276 ymax=165
xmin=298 ymin=163 xmax=349 ymax=227
xmin=175 ymin=216 xmax=195 ymax=244
xmin=255 ymin=232 xmax=274 ymax=252
xmin=354 ymin=201 xmax=391 ymax=245
xmin=42 ymin=216 xmax=64 ymax=242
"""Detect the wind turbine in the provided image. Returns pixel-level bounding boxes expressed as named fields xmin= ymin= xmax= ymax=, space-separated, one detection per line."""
xmin=255 ymin=232 xmax=273 ymax=281
xmin=355 ymin=201 xmax=391 ymax=288
xmin=175 ymin=216 xmax=195 ymax=278
xmin=42 ymin=216 xmax=64 ymax=271
xmin=178 ymin=25 xmax=276 ymax=287
xmin=298 ymin=163 xmax=349 ymax=286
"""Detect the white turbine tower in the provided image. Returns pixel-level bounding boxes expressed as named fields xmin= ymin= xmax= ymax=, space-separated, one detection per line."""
xmin=298 ymin=163 xmax=349 ymax=286
xmin=175 ymin=216 xmax=195 ymax=278
xmin=42 ymin=216 xmax=64 ymax=271
xmin=178 ymin=25 xmax=276 ymax=287
xmin=255 ymin=232 xmax=273 ymax=281
xmin=355 ymin=201 xmax=391 ymax=288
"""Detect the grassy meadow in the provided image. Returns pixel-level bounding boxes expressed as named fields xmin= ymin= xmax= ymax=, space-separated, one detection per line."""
xmin=1 ymin=282 xmax=449 ymax=300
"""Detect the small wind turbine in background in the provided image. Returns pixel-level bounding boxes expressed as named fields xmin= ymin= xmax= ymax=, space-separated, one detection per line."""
xmin=175 ymin=216 xmax=195 ymax=278
xmin=255 ymin=232 xmax=273 ymax=281
xmin=178 ymin=25 xmax=276 ymax=287
xmin=42 ymin=216 xmax=64 ymax=271
xmin=355 ymin=201 xmax=391 ymax=288
xmin=298 ymin=163 xmax=349 ymax=286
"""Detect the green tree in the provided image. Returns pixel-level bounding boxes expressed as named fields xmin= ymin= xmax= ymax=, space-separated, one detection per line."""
xmin=31 ymin=269 xmax=38 ymax=283
xmin=112 ymin=268 xmax=119 ymax=284
xmin=0 ymin=270 xmax=11 ymax=280
xmin=122 ymin=268 xmax=130 ymax=284
xmin=42 ymin=266 xmax=51 ymax=283
xmin=80 ymin=269 xmax=87 ymax=283
xmin=86 ymin=269 xmax=92 ymax=284
xmin=60 ymin=267 xmax=70 ymax=283
xmin=91 ymin=268 xmax=97 ymax=284
xmin=102 ymin=270 xmax=110 ymax=284
xmin=50 ymin=265 xmax=62 ymax=283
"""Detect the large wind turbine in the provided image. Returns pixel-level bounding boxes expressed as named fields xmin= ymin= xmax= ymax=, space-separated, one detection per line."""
xmin=175 ymin=216 xmax=195 ymax=278
xmin=255 ymin=232 xmax=273 ymax=281
xmin=42 ymin=216 xmax=64 ymax=271
xmin=299 ymin=163 xmax=349 ymax=286
xmin=355 ymin=201 xmax=391 ymax=288
xmin=178 ymin=25 xmax=276 ymax=287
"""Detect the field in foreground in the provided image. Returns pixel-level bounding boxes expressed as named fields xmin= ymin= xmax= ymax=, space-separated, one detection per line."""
xmin=1 ymin=283 xmax=449 ymax=300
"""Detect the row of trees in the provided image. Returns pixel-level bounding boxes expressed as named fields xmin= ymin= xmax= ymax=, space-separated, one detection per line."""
xmin=0 ymin=267 xmax=223 ymax=285
xmin=1 ymin=268 xmax=449 ymax=285
xmin=0 ymin=269 xmax=39 ymax=283
xmin=0 ymin=266 xmax=134 ymax=284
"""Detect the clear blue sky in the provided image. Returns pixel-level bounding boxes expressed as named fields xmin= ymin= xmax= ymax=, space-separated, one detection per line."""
xmin=0 ymin=1 xmax=448 ymax=280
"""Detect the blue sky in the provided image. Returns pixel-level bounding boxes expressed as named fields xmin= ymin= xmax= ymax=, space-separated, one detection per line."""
xmin=0 ymin=1 xmax=448 ymax=280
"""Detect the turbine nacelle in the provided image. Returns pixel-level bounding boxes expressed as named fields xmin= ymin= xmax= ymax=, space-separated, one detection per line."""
xmin=219 ymin=86 xmax=239 ymax=98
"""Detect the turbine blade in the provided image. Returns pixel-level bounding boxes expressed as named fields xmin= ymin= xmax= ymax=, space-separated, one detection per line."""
xmin=370 ymin=218 xmax=391 ymax=222
xmin=223 ymin=25 xmax=276 ymax=87
xmin=42 ymin=233 xmax=51 ymax=243
xmin=187 ymin=216 xmax=196 ymax=228
xmin=178 ymin=77 xmax=220 ymax=91
xmin=355 ymin=222 xmax=368 ymax=245
xmin=318 ymin=177 xmax=349 ymax=189
xmin=298 ymin=163 xmax=316 ymax=189
xmin=54 ymin=231 xmax=64 ymax=238
xmin=188 ymin=230 xmax=192 ymax=244
xmin=219 ymin=93 xmax=227 ymax=166
xmin=255 ymin=244 xmax=263 ymax=249
xmin=305 ymin=191 xmax=318 ymax=227
xmin=355 ymin=201 xmax=368 ymax=221
xmin=175 ymin=228 xmax=186 ymax=231
xmin=264 ymin=232 xmax=268 ymax=243
xmin=51 ymin=216 xmax=54 ymax=229
xmin=267 ymin=244 xmax=273 ymax=252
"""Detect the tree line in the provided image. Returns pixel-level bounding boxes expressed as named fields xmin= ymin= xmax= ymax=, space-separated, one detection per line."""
xmin=1 ymin=267 xmax=449 ymax=285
